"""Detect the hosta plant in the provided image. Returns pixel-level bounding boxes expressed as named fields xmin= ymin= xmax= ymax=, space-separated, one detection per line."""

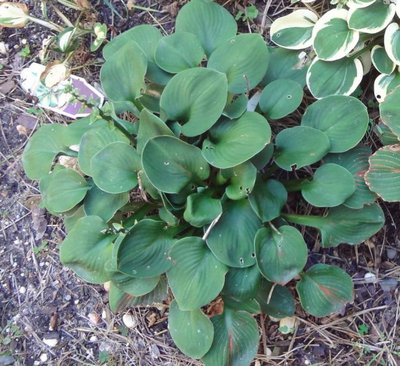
xmin=22 ymin=0 xmax=385 ymax=364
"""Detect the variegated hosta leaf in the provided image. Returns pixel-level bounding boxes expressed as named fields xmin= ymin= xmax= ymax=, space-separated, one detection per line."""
xmin=374 ymin=72 xmax=400 ymax=103
xmin=379 ymin=85 xmax=400 ymax=137
xmin=359 ymin=50 xmax=372 ymax=75
xmin=371 ymin=45 xmax=396 ymax=74
xmin=0 ymin=2 xmax=29 ymax=28
xmin=270 ymin=10 xmax=318 ymax=50
xmin=306 ymin=57 xmax=364 ymax=98
xmin=312 ymin=9 xmax=359 ymax=61
xmin=384 ymin=22 xmax=400 ymax=66
xmin=347 ymin=0 xmax=376 ymax=8
xmin=348 ymin=0 xmax=395 ymax=34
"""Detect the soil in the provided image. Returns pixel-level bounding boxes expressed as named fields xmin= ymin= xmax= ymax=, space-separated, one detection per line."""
xmin=0 ymin=1 xmax=399 ymax=366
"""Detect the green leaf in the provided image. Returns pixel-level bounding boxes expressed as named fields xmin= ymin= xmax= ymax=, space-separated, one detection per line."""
xmin=202 ymin=309 xmax=259 ymax=366
xmin=168 ymin=300 xmax=214 ymax=359
xmin=324 ymin=145 xmax=376 ymax=209
xmin=62 ymin=117 xmax=108 ymax=146
xmin=312 ymin=9 xmax=359 ymax=61
xmin=275 ymin=126 xmax=331 ymax=171
xmin=64 ymin=205 xmax=86 ymax=232
xmin=155 ymin=32 xmax=204 ymax=73
xmin=42 ymin=168 xmax=89 ymax=213
xmin=184 ymin=191 xmax=222 ymax=228
xmin=301 ymin=163 xmax=356 ymax=207
xmin=78 ymin=125 xmax=129 ymax=176
xmin=250 ymin=144 xmax=274 ymax=170
xmin=380 ymin=86 xmax=400 ymax=138
xmin=60 ymin=216 xmax=115 ymax=284
xmin=208 ymin=34 xmax=269 ymax=94
xmin=284 ymin=204 xmax=385 ymax=247
xmin=223 ymin=94 xmax=248 ymax=119
xmin=297 ymin=264 xmax=353 ymax=317
xmin=206 ymin=198 xmax=261 ymax=268
xmin=307 ymin=57 xmax=363 ymax=99
xmin=160 ymin=68 xmax=228 ymax=137
xmin=128 ymin=276 xmax=169 ymax=306
xmin=91 ymin=142 xmax=140 ymax=194
xmin=255 ymin=226 xmax=307 ymax=285
xmin=259 ymin=79 xmax=303 ymax=119
xmin=111 ymin=273 xmax=159 ymax=297
xmin=384 ymin=22 xmax=400 ymax=66
xmin=202 ymin=112 xmax=271 ymax=169
xmin=142 ymin=136 xmax=210 ymax=194
xmin=167 ymin=237 xmax=227 ymax=310
xmin=374 ymin=71 xmax=400 ymax=103
xmin=371 ymin=45 xmax=395 ymax=74
xmin=117 ymin=219 xmax=175 ymax=278
xmin=365 ymin=145 xmax=400 ymax=201
xmin=348 ymin=0 xmax=395 ymax=34
xmin=222 ymin=265 xmax=261 ymax=301
xmin=255 ymin=279 xmax=295 ymax=318
xmin=301 ymin=95 xmax=369 ymax=153
xmin=375 ymin=123 xmax=400 ymax=145
xmin=270 ymin=10 xmax=318 ymax=50
xmin=222 ymin=162 xmax=257 ymax=200
xmin=83 ymin=183 xmax=129 ymax=222
xmin=22 ymin=124 xmax=69 ymax=180
xmin=249 ymin=178 xmax=287 ymax=222
xmin=136 ymin=109 xmax=174 ymax=154
xmin=100 ymin=42 xmax=147 ymax=103
xmin=175 ymin=0 xmax=237 ymax=56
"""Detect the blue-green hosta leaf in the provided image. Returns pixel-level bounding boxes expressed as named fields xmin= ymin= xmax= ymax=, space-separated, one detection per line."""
xmin=206 ymin=199 xmax=261 ymax=268
xmin=275 ymin=126 xmax=331 ymax=171
xmin=374 ymin=71 xmax=400 ymax=103
xmin=372 ymin=44 xmax=396 ymax=73
xmin=297 ymin=264 xmax=353 ymax=317
xmin=167 ymin=237 xmax=228 ymax=311
xmin=255 ymin=226 xmax=308 ymax=285
xmin=117 ymin=219 xmax=175 ymax=278
xmin=313 ymin=9 xmax=359 ymax=61
xmin=142 ymin=136 xmax=210 ymax=194
xmin=365 ymin=145 xmax=400 ymax=201
xmin=259 ymin=79 xmax=303 ymax=119
xmin=168 ymin=300 xmax=214 ymax=359
xmin=307 ymin=57 xmax=364 ymax=99
xmin=207 ymin=34 xmax=270 ymax=94
xmin=375 ymin=123 xmax=400 ymax=145
xmin=202 ymin=112 xmax=271 ymax=169
xmin=175 ymin=0 xmax=237 ymax=56
xmin=64 ymin=205 xmax=86 ymax=232
xmin=221 ymin=161 xmax=257 ymax=200
xmin=380 ymin=85 xmax=400 ymax=137
xmin=155 ymin=32 xmax=205 ymax=73
xmin=100 ymin=42 xmax=147 ymax=103
xmin=223 ymin=94 xmax=248 ymax=119
xmin=60 ymin=216 xmax=116 ymax=284
xmin=160 ymin=68 xmax=228 ymax=137
xmin=324 ymin=146 xmax=377 ymax=209
xmin=251 ymin=144 xmax=274 ymax=170
xmin=184 ymin=191 xmax=222 ymax=228
xmin=91 ymin=142 xmax=140 ymax=194
xmin=249 ymin=178 xmax=287 ymax=222
xmin=301 ymin=95 xmax=369 ymax=153
xmin=348 ymin=0 xmax=395 ymax=34
xmin=41 ymin=168 xmax=89 ymax=213
xmin=384 ymin=22 xmax=400 ymax=66
xmin=111 ymin=273 xmax=159 ymax=297
xmin=61 ymin=117 xmax=109 ymax=146
xmin=301 ymin=163 xmax=356 ymax=207
xmin=202 ymin=309 xmax=259 ymax=366
xmin=270 ymin=10 xmax=318 ymax=50
xmin=222 ymin=265 xmax=261 ymax=302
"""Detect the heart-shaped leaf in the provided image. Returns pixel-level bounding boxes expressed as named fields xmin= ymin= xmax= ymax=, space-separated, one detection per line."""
xmin=301 ymin=163 xmax=356 ymax=207
xmin=270 ymin=10 xmax=318 ymax=50
xmin=255 ymin=226 xmax=308 ymax=285
xmin=60 ymin=216 xmax=115 ymax=284
xmin=183 ymin=191 xmax=222 ymax=228
xmin=222 ymin=265 xmax=261 ymax=301
xmin=142 ymin=136 xmax=210 ymax=194
xmin=249 ymin=178 xmax=287 ymax=222
xmin=371 ymin=45 xmax=395 ymax=74
xmin=365 ymin=145 xmax=400 ymax=201
xmin=208 ymin=34 xmax=270 ymax=94
xmin=206 ymin=198 xmax=261 ymax=268
xmin=202 ymin=112 xmax=271 ymax=169
xmin=297 ymin=264 xmax=353 ymax=317
xmin=167 ymin=237 xmax=227 ymax=310
xmin=275 ymin=126 xmax=331 ymax=171
xmin=259 ymin=79 xmax=303 ymax=119
xmin=175 ymin=0 xmax=237 ymax=56
xmin=117 ymin=219 xmax=175 ymax=278
xmin=222 ymin=162 xmax=257 ymax=200
xmin=301 ymin=95 xmax=369 ymax=153
xmin=202 ymin=309 xmax=259 ymax=366
xmin=160 ymin=68 xmax=228 ymax=137
xmin=384 ymin=22 xmax=400 ymax=66
xmin=380 ymin=86 xmax=400 ymax=138
xmin=91 ymin=142 xmax=140 ymax=194
xmin=168 ymin=300 xmax=214 ymax=359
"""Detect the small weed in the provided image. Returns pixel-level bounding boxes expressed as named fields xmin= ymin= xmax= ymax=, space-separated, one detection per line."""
xmin=33 ymin=240 xmax=48 ymax=255
xmin=19 ymin=45 xmax=31 ymax=58
xmin=98 ymin=350 xmax=109 ymax=364
xmin=235 ymin=5 xmax=258 ymax=22
xmin=358 ymin=323 xmax=369 ymax=336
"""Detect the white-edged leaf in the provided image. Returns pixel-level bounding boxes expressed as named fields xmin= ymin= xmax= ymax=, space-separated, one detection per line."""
xmin=371 ymin=45 xmax=396 ymax=74
xmin=347 ymin=0 xmax=376 ymax=8
xmin=374 ymin=71 xmax=400 ymax=103
xmin=384 ymin=22 xmax=400 ymax=66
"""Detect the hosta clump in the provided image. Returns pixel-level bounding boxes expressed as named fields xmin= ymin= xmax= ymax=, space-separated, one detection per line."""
xmin=22 ymin=0 xmax=385 ymax=364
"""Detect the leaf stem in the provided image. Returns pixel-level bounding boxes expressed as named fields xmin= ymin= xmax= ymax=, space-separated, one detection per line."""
xmin=282 ymin=213 xmax=323 ymax=229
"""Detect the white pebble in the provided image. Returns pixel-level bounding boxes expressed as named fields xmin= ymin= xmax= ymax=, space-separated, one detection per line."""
xmin=89 ymin=335 xmax=98 ymax=342
xmin=122 ymin=313 xmax=138 ymax=329
xmin=43 ymin=337 xmax=58 ymax=347
xmin=364 ymin=272 xmax=376 ymax=283
xmin=19 ymin=286 xmax=26 ymax=294
xmin=40 ymin=353 xmax=48 ymax=362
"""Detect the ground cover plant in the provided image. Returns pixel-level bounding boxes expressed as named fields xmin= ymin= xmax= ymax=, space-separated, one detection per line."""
xmin=18 ymin=0 xmax=397 ymax=364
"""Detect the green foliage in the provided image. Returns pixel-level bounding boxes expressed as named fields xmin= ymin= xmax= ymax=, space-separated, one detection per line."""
xmin=21 ymin=1 xmax=388 ymax=365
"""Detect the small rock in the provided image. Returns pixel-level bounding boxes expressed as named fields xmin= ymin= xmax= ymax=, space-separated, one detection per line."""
xmin=149 ymin=344 xmax=160 ymax=359
xmin=380 ymin=278 xmax=398 ymax=292
xmin=88 ymin=312 xmax=100 ymax=325
xmin=19 ymin=286 xmax=26 ymax=294
xmin=386 ymin=248 xmax=397 ymax=260
xmin=89 ymin=335 xmax=98 ymax=342
xmin=43 ymin=332 xmax=59 ymax=347
xmin=0 ymin=42 xmax=8 ymax=55
xmin=39 ymin=353 xmax=48 ymax=363
xmin=0 ymin=355 xmax=15 ymax=366
xmin=364 ymin=272 xmax=376 ymax=283
xmin=122 ymin=313 xmax=138 ymax=329
xmin=64 ymin=294 xmax=71 ymax=301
